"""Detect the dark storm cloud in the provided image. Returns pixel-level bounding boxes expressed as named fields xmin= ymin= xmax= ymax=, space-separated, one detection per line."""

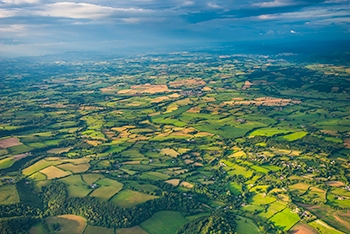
xmin=0 ymin=0 xmax=349 ymax=56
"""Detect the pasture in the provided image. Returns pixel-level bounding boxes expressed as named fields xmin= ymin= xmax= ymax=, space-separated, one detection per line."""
xmin=140 ymin=211 xmax=188 ymax=234
xmin=0 ymin=137 xmax=21 ymax=148
xmin=46 ymin=215 xmax=87 ymax=234
xmin=0 ymin=184 xmax=20 ymax=205
xmin=235 ymin=216 xmax=261 ymax=234
xmin=115 ymin=226 xmax=149 ymax=234
xmin=269 ymin=208 xmax=300 ymax=231
xmin=22 ymin=159 xmax=62 ymax=176
xmin=40 ymin=166 xmax=71 ymax=179
xmin=60 ymin=175 xmax=91 ymax=197
xmin=140 ymin=172 xmax=170 ymax=181
xmin=111 ymin=189 xmax=158 ymax=208
xmin=58 ymin=163 xmax=90 ymax=173
xmin=89 ymin=178 xmax=123 ymax=199
xmin=309 ymin=220 xmax=344 ymax=234
xmin=83 ymin=226 xmax=114 ymax=234
xmin=81 ymin=173 xmax=104 ymax=184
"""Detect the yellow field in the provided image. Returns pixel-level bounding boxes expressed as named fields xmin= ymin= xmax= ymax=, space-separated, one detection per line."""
xmin=46 ymin=215 xmax=86 ymax=234
xmin=58 ymin=163 xmax=90 ymax=173
xmin=151 ymin=96 xmax=170 ymax=103
xmin=160 ymin=148 xmax=179 ymax=157
xmin=165 ymin=179 xmax=180 ymax=186
xmin=40 ymin=166 xmax=71 ymax=179
xmin=47 ymin=147 xmax=72 ymax=154
xmin=180 ymin=181 xmax=194 ymax=188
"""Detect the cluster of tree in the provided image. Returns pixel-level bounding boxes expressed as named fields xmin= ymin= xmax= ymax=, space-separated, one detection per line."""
xmin=176 ymin=211 xmax=237 ymax=234
xmin=57 ymin=138 xmax=80 ymax=147
xmin=0 ymin=203 xmax=42 ymax=218
xmin=0 ymin=216 xmax=39 ymax=234
xmin=41 ymin=181 xmax=202 ymax=228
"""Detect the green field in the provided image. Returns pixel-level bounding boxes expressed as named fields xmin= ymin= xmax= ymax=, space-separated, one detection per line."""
xmin=309 ymin=220 xmax=344 ymax=234
xmin=269 ymin=208 xmax=300 ymax=231
xmin=139 ymin=172 xmax=171 ymax=181
xmin=60 ymin=175 xmax=91 ymax=197
xmin=235 ymin=216 xmax=261 ymax=234
xmin=83 ymin=225 xmax=114 ymax=234
xmin=250 ymin=128 xmax=292 ymax=137
xmin=23 ymin=159 xmax=62 ymax=176
xmin=0 ymin=184 xmax=20 ymax=205
xmin=115 ymin=226 xmax=149 ymax=234
xmin=89 ymin=178 xmax=123 ymax=199
xmin=278 ymin=131 xmax=308 ymax=141
xmin=0 ymin=157 xmax=16 ymax=169
xmin=229 ymin=182 xmax=242 ymax=196
xmin=140 ymin=211 xmax=188 ymax=234
xmin=81 ymin=174 xmax=104 ymax=184
xmin=111 ymin=189 xmax=158 ymax=208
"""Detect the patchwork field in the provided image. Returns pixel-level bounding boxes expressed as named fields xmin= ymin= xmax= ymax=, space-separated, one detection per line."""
xmin=140 ymin=211 xmax=188 ymax=234
xmin=83 ymin=226 xmax=114 ymax=234
xmin=111 ymin=189 xmax=158 ymax=208
xmin=40 ymin=166 xmax=71 ymax=179
xmin=0 ymin=137 xmax=21 ymax=148
xmin=0 ymin=184 xmax=20 ymax=205
xmin=89 ymin=178 xmax=123 ymax=199
xmin=45 ymin=215 xmax=87 ymax=234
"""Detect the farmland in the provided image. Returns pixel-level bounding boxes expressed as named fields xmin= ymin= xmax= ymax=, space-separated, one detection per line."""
xmin=0 ymin=52 xmax=350 ymax=233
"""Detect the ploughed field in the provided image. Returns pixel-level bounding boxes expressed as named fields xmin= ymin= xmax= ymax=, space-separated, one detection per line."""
xmin=1 ymin=52 xmax=350 ymax=233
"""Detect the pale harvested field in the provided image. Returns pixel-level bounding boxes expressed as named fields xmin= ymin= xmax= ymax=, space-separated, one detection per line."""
xmin=58 ymin=163 xmax=90 ymax=173
xmin=12 ymin=153 xmax=29 ymax=160
xmin=0 ymin=137 xmax=21 ymax=148
xmin=186 ymin=107 xmax=201 ymax=113
xmin=151 ymin=96 xmax=169 ymax=103
xmin=165 ymin=179 xmax=180 ymax=186
xmin=46 ymin=215 xmax=86 ymax=234
xmin=168 ymin=93 xmax=180 ymax=98
xmin=326 ymin=181 xmax=345 ymax=187
xmin=118 ymin=84 xmax=175 ymax=94
xmin=40 ymin=166 xmax=71 ymax=179
xmin=344 ymin=138 xmax=350 ymax=149
xmin=184 ymin=159 xmax=194 ymax=164
xmin=289 ymin=223 xmax=318 ymax=234
xmin=47 ymin=147 xmax=72 ymax=154
xmin=180 ymin=181 xmax=194 ymax=188
xmin=242 ymin=80 xmax=254 ymax=89
xmin=160 ymin=148 xmax=179 ymax=157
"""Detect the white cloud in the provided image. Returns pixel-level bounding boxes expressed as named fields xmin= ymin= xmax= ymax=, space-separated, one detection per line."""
xmin=290 ymin=30 xmax=297 ymax=33
xmin=207 ymin=3 xmax=222 ymax=9
xmin=2 ymin=0 xmax=39 ymax=5
xmin=257 ymin=14 xmax=277 ymax=20
xmin=35 ymin=2 xmax=153 ymax=19
xmin=256 ymin=6 xmax=350 ymax=21
xmin=254 ymin=0 xmax=297 ymax=8
xmin=0 ymin=8 xmax=18 ymax=18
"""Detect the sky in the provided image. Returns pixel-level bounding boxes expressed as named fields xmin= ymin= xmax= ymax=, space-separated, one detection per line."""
xmin=0 ymin=0 xmax=350 ymax=57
